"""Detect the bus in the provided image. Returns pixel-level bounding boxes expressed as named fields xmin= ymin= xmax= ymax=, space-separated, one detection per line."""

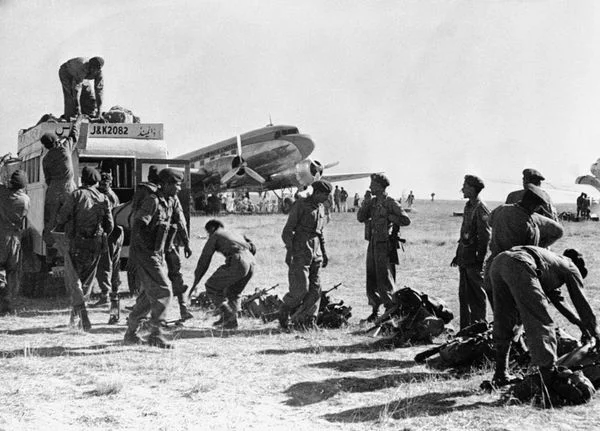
xmin=9 ymin=119 xmax=191 ymax=296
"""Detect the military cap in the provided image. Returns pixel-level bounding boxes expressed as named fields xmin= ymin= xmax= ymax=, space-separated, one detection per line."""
xmin=464 ymin=175 xmax=485 ymax=191
xmin=9 ymin=170 xmax=27 ymax=189
xmin=312 ymin=180 xmax=333 ymax=194
xmin=522 ymin=184 xmax=548 ymax=206
xmin=89 ymin=56 xmax=105 ymax=68
xmin=523 ymin=168 xmax=545 ymax=182
xmin=81 ymin=166 xmax=101 ymax=185
xmin=40 ymin=133 xmax=57 ymax=149
xmin=370 ymin=173 xmax=390 ymax=188
xmin=158 ymin=168 xmax=184 ymax=184
xmin=563 ymin=248 xmax=588 ymax=279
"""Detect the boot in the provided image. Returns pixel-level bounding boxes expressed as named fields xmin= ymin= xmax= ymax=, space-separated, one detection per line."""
xmin=108 ymin=298 xmax=120 ymax=325
xmin=90 ymin=294 xmax=109 ymax=308
xmin=278 ymin=304 xmax=291 ymax=329
xmin=79 ymin=307 xmax=92 ymax=332
xmin=365 ymin=306 xmax=379 ymax=323
xmin=123 ymin=329 xmax=143 ymax=345
xmin=179 ymin=304 xmax=194 ymax=321
xmin=147 ymin=332 xmax=173 ymax=349
xmin=220 ymin=303 xmax=238 ymax=329
xmin=212 ymin=314 xmax=225 ymax=326
xmin=491 ymin=341 xmax=520 ymax=387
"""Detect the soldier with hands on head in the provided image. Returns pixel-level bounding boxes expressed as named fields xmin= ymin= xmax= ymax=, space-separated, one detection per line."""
xmin=0 ymin=171 xmax=30 ymax=314
xmin=357 ymin=173 xmax=411 ymax=322
xmin=278 ymin=180 xmax=332 ymax=329
xmin=55 ymin=167 xmax=114 ymax=331
xmin=191 ymin=219 xmax=255 ymax=329
xmin=451 ymin=175 xmax=491 ymax=329
xmin=123 ymin=168 xmax=181 ymax=348
xmin=489 ymin=246 xmax=600 ymax=387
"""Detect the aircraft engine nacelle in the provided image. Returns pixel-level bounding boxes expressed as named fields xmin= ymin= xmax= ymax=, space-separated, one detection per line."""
xmin=201 ymin=156 xmax=237 ymax=182
xmin=275 ymin=158 xmax=324 ymax=187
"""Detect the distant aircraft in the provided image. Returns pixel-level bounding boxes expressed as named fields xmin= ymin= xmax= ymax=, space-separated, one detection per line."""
xmin=575 ymin=159 xmax=600 ymax=193
xmin=176 ymin=124 xmax=374 ymax=198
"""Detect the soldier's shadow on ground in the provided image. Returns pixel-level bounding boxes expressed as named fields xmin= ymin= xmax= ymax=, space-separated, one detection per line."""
xmin=259 ymin=339 xmax=397 ymax=355
xmin=0 ymin=341 xmax=126 ymax=358
xmin=309 ymin=357 xmax=415 ymax=372
xmin=1 ymin=324 xmax=125 ymax=336
xmin=171 ymin=327 xmax=286 ymax=339
xmin=284 ymin=371 xmax=454 ymax=406
xmin=322 ymin=390 xmax=503 ymax=422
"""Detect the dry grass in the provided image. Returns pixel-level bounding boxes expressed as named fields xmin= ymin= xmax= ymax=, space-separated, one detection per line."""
xmin=1 ymin=199 xmax=599 ymax=430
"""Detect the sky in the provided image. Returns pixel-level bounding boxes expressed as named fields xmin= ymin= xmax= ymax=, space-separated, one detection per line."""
xmin=1 ymin=0 xmax=600 ymax=203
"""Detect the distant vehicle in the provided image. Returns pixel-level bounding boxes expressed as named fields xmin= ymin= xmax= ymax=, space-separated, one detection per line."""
xmin=6 ymin=119 xmax=190 ymax=294
xmin=176 ymin=124 xmax=374 ymax=208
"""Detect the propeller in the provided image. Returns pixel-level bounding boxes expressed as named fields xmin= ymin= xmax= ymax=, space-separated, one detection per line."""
xmin=220 ymin=135 xmax=266 ymax=185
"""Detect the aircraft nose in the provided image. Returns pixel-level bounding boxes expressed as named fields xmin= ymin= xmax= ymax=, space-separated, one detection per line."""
xmin=290 ymin=134 xmax=315 ymax=159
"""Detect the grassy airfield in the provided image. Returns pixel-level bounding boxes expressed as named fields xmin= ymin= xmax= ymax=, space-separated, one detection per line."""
xmin=1 ymin=199 xmax=600 ymax=430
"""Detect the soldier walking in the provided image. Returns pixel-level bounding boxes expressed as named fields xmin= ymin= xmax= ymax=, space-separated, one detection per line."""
xmin=450 ymin=175 xmax=490 ymax=329
xmin=0 ymin=171 xmax=30 ymax=314
xmin=357 ymin=174 xmax=410 ymax=322
xmin=278 ymin=180 xmax=331 ymax=329
xmin=124 ymin=169 xmax=181 ymax=348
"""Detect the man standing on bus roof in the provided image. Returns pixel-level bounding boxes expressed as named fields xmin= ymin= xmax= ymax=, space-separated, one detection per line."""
xmin=0 ymin=171 xmax=30 ymax=314
xmin=59 ymin=57 xmax=104 ymax=120
xmin=41 ymin=115 xmax=83 ymax=252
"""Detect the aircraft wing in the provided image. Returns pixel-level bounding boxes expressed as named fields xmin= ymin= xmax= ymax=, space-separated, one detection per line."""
xmin=576 ymin=175 xmax=600 ymax=193
xmin=321 ymin=172 xmax=378 ymax=183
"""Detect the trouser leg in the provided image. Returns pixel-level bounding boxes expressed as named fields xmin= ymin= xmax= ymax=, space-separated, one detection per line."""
xmin=373 ymin=242 xmax=395 ymax=309
xmin=459 ymin=264 xmax=486 ymax=329
xmin=365 ymin=241 xmax=380 ymax=308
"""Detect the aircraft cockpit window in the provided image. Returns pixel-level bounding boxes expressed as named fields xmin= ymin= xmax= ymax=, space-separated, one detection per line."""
xmin=281 ymin=128 xmax=299 ymax=136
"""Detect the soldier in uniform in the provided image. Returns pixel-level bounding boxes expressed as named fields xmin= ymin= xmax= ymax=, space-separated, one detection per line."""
xmin=357 ymin=174 xmax=411 ymax=322
xmin=123 ymin=168 xmax=181 ymax=348
xmin=484 ymin=184 xmax=564 ymax=306
xmin=165 ymin=195 xmax=194 ymax=321
xmin=55 ymin=167 xmax=114 ymax=331
xmin=126 ymin=166 xmax=160 ymax=295
xmin=59 ymin=57 xmax=104 ymax=120
xmin=92 ymin=172 xmax=124 ymax=324
xmin=506 ymin=168 xmax=558 ymax=221
xmin=278 ymin=180 xmax=332 ymax=329
xmin=191 ymin=219 xmax=256 ymax=329
xmin=0 ymin=171 xmax=30 ymax=314
xmin=489 ymin=246 xmax=600 ymax=386
xmin=451 ymin=175 xmax=491 ymax=329
xmin=41 ymin=116 xmax=82 ymax=252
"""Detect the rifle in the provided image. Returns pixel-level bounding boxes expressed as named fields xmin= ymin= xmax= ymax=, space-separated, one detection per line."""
xmin=413 ymin=320 xmax=491 ymax=363
xmin=323 ymin=283 xmax=343 ymax=295
xmin=241 ymin=284 xmax=279 ymax=308
xmin=363 ymin=303 xmax=402 ymax=336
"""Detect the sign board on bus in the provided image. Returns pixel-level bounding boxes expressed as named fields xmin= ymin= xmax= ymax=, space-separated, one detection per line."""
xmin=87 ymin=123 xmax=163 ymax=139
